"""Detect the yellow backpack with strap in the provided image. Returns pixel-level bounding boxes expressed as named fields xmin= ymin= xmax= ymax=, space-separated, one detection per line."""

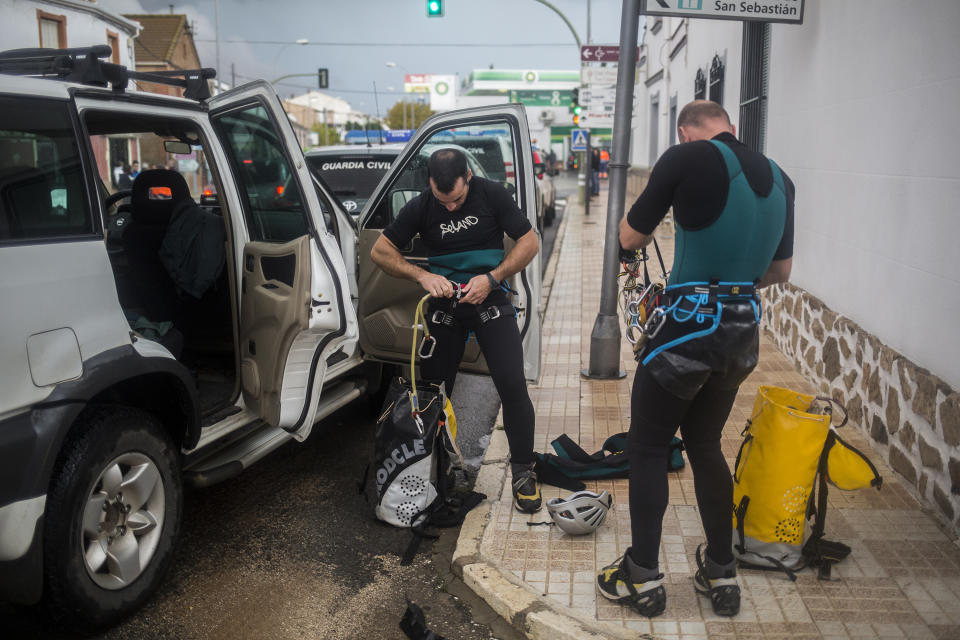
xmin=732 ymin=386 xmax=882 ymax=579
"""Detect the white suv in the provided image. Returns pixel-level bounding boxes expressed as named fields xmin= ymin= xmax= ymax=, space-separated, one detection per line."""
xmin=0 ymin=46 xmax=541 ymax=629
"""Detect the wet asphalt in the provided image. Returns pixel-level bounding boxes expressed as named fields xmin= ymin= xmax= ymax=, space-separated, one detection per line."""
xmin=1 ymin=181 xmax=574 ymax=640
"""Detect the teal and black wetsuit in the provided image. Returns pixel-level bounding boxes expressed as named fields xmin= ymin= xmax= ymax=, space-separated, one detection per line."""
xmin=382 ymin=176 xmax=536 ymax=466
xmin=622 ymin=132 xmax=794 ymax=574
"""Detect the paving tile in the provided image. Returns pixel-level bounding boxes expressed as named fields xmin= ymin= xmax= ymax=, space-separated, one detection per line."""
xmin=474 ymin=200 xmax=959 ymax=639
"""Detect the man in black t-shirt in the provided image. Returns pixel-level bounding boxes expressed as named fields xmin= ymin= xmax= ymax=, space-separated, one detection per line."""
xmin=370 ymin=148 xmax=542 ymax=513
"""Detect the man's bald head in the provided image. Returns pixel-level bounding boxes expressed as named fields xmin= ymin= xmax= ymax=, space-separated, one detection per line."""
xmin=676 ymin=100 xmax=735 ymax=143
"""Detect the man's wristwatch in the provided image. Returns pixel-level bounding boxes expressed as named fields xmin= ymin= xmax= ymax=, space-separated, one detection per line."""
xmin=485 ymin=272 xmax=499 ymax=290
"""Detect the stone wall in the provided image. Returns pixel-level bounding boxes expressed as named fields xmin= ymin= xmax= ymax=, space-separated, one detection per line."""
xmin=761 ymin=283 xmax=960 ymax=536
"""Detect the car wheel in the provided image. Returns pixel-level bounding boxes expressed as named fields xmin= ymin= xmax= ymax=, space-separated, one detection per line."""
xmin=545 ymin=204 xmax=556 ymax=226
xmin=43 ymin=406 xmax=182 ymax=631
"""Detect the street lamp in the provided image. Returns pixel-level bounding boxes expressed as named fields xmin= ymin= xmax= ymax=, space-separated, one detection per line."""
xmin=272 ymin=38 xmax=309 ymax=72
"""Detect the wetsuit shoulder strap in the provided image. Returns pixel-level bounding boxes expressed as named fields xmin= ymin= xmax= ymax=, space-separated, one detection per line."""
xmin=708 ymin=139 xmax=743 ymax=181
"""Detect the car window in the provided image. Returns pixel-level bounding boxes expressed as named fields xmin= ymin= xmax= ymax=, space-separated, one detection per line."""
xmin=306 ymin=153 xmax=392 ymax=215
xmin=368 ymin=122 xmax=519 ymax=228
xmin=213 ymin=104 xmax=308 ymax=243
xmin=0 ymin=97 xmax=95 ymax=242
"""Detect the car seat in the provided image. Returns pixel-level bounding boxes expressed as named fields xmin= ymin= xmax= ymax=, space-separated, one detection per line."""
xmin=122 ymin=169 xmax=191 ymax=322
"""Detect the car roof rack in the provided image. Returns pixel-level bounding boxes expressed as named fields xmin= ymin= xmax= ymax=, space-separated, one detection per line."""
xmin=0 ymin=45 xmax=217 ymax=101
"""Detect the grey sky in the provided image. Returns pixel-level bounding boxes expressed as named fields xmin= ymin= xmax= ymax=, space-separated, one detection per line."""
xmin=102 ymin=0 xmax=626 ymax=114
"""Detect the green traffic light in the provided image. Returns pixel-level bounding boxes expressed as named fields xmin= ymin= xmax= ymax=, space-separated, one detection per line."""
xmin=574 ymin=105 xmax=582 ymax=115
xmin=427 ymin=0 xmax=443 ymax=17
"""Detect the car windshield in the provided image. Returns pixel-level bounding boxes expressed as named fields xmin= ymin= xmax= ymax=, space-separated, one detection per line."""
xmin=307 ymin=154 xmax=393 ymax=214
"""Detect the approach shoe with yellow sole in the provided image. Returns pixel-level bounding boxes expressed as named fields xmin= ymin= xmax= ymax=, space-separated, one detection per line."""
xmin=511 ymin=463 xmax=542 ymax=514
xmin=596 ymin=553 xmax=666 ymax=617
xmin=693 ymin=543 xmax=740 ymax=616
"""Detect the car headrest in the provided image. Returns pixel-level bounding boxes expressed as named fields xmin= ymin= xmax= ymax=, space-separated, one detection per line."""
xmin=130 ymin=169 xmax=191 ymax=225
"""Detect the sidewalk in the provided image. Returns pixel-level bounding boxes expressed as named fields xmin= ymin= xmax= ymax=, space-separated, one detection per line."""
xmin=452 ymin=188 xmax=960 ymax=640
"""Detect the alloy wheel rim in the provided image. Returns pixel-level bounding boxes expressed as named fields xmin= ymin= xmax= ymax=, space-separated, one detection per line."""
xmin=80 ymin=452 xmax=165 ymax=590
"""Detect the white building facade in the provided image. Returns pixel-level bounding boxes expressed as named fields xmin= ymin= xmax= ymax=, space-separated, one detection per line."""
xmin=3 ymin=0 xmax=139 ymax=67
xmin=631 ymin=0 xmax=960 ymax=532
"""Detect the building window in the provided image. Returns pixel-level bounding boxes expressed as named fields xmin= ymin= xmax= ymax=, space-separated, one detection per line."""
xmin=694 ymin=68 xmax=706 ymax=100
xmin=709 ymin=54 xmax=725 ymax=105
xmin=37 ymin=10 xmax=66 ymax=49
xmin=669 ymin=94 xmax=678 ymax=146
xmin=649 ymin=93 xmax=660 ymax=166
xmin=739 ymin=22 xmax=770 ymax=152
xmin=106 ymin=31 xmax=120 ymax=63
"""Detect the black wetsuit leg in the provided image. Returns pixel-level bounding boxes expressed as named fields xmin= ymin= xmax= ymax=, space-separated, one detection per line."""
xmin=627 ymin=364 xmax=739 ymax=570
xmin=473 ymin=301 xmax=536 ymax=466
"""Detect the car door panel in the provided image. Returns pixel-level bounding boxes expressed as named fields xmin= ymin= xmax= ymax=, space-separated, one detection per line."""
xmin=358 ymin=104 xmax=541 ymax=382
xmin=209 ymin=81 xmax=357 ymax=439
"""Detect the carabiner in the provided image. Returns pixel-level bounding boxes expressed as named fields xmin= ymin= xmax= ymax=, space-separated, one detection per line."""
xmin=418 ymin=335 xmax=437 ymax=359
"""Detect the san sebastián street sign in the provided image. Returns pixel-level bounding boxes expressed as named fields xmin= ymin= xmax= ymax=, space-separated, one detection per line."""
xmin=641 ymin=0 xmax=804 ymax=25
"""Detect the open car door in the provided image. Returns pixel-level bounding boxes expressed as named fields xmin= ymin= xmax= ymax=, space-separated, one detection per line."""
xmin=357 ymin=104 xmax=541 ymax=381
xmin=208 ymin=81 xmax=358 ymax=440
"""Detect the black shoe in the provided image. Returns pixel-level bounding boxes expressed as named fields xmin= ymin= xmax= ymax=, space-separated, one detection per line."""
xmin=693 ymin=543 xmax=740 ymax=616
xmin=596 ymin=554 xmax=666 ymax=617
xmin=511 ymin=464 xmax=541 ymax=514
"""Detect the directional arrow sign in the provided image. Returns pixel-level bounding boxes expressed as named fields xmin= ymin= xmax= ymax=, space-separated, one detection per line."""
xmin=642 ymin=0 xmax=805 ymax=25
xmin=580 ymin=45 xmax=639 ymax=63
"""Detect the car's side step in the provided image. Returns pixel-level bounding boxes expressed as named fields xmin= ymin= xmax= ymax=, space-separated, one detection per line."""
xmin=184 ymin=379 xmax=367 ymax=488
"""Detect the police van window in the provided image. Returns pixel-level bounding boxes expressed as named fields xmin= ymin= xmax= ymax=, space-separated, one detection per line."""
xmin=213 ymin=104 xmax=308 ymax=243
xmin=306 ymin=153 xmax=392 ymax=216
xmin=0 ymin=97 xmax=94 ymax=242
xmin=379 ymin=121 xmax=519 ymax=225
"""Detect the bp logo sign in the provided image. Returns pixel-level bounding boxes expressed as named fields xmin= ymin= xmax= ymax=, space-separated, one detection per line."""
xmin=434 ymin=80 xmax=449 ymax=95
xmin=524 ymin=71 xmax=537 ymax=83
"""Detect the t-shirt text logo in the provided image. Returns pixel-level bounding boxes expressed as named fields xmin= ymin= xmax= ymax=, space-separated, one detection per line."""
xmin=440 ymin=215 xmax=479 ymax=238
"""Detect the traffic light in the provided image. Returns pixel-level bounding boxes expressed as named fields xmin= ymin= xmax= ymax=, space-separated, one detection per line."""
xmin=426 ymin=0 xmax=443 ymax=17
xmin=569 ymin=87 xmax=579 ymax=113
xmin=317 ymin=68 xmax=328 ymax=89
xmin=573 ymin=114 xmax=580 ymax=126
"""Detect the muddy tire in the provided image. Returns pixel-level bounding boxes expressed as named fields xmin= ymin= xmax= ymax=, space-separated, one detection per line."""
xmin=43 ymin=406 xmax=182 ymax=631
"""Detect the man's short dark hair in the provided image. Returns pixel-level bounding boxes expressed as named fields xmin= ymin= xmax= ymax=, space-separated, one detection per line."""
xmin=677 ymin=100 xmax=731 ymax=129
xmin=428 ymin=148 xmax=469 ymax=193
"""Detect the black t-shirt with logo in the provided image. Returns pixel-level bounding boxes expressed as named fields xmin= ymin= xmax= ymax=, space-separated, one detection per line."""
xmin=382 ymin=176 xmax=532 ymax=282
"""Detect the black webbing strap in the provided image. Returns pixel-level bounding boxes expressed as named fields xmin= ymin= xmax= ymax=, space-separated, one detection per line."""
xmin=400 ymin=600 xmax=448 ymax=640
xmin=734 ymin=496 xmax=749 ymax=555
xmin=652 ymin=237 xmax=667 ymax=277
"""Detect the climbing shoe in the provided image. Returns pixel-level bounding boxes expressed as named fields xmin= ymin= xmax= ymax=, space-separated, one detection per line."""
xmin=693 ymin=543 xmax=740 ymax=616
xmin=596 ymin=552 xmax=666 ymax=617
xmin=511 ymin=463 xmax=541 ymax=514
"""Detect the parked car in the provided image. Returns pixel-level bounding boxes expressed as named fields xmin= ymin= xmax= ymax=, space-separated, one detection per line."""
xmin=532 ymin=148 xmax=557 ymax=226
xmin=0 ymin=46 xmax=542 ymax=630
xmin=305 ymin=142 xmax=491 ymax=218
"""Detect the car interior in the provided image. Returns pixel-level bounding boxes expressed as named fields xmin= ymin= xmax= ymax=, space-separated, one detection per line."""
xmin=85 ymin=112 xmax=238 ymax=417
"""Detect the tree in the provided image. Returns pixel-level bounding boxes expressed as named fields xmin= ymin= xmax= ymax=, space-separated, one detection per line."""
xmin=311 ymin=122 xmax=341 ymax=146
xmin=386 ymin=100 xmax=434 ymax=130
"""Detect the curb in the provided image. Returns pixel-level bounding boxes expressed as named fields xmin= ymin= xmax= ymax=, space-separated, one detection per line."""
xmin=452 ymin=193 xmax=651 ymax=639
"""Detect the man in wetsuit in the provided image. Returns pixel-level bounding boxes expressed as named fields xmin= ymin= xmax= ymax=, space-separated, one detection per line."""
xmin=596 ymin=100 xmax=794 ymax=617
xmin=370 ymin=148 xmax=542 ymax=513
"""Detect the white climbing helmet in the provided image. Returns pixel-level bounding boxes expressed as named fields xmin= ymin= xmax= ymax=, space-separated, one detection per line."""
xmin=546 ymin=490 xmax=613 ymax=535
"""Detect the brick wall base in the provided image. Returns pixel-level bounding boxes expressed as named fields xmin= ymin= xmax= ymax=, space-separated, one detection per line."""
xmin=760 ymin=283 xmax=960 ymax=536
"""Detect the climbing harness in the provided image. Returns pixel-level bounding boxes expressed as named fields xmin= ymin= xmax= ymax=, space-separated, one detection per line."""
xmin=639 ymin=280 xmax=760 ymax=366
xmin=424 ymin=280 xmax=518 ymax=336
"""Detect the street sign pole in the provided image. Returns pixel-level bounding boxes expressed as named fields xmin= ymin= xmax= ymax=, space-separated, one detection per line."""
xmin=584 ymin=0 xmax=641 ymax=380
xmin=584 ymin=131 xmax=591 ymax=217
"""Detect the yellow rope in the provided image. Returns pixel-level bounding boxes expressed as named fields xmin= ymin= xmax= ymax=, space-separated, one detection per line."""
xmin=409 ymin=293 xmax=433 ymax=409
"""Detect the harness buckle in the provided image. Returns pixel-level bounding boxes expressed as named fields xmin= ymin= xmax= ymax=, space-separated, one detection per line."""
xmin=431 ymin=310 xmax=454 ymax=326
xmin=418 ymin=335 xmax=437 ymax=359
xmin=479 ymin=305 xmax=501 ymax=324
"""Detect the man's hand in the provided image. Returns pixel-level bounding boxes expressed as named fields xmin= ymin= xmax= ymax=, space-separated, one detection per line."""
xmin=418 ymin=272 xmax=455 ymax=298
xmin=460 ymin=274 xmax=492 ymax=305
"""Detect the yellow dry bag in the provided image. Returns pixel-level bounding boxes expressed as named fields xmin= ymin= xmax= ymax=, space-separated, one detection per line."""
xmin=732 ymin=386 xmax=881 ymax=579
